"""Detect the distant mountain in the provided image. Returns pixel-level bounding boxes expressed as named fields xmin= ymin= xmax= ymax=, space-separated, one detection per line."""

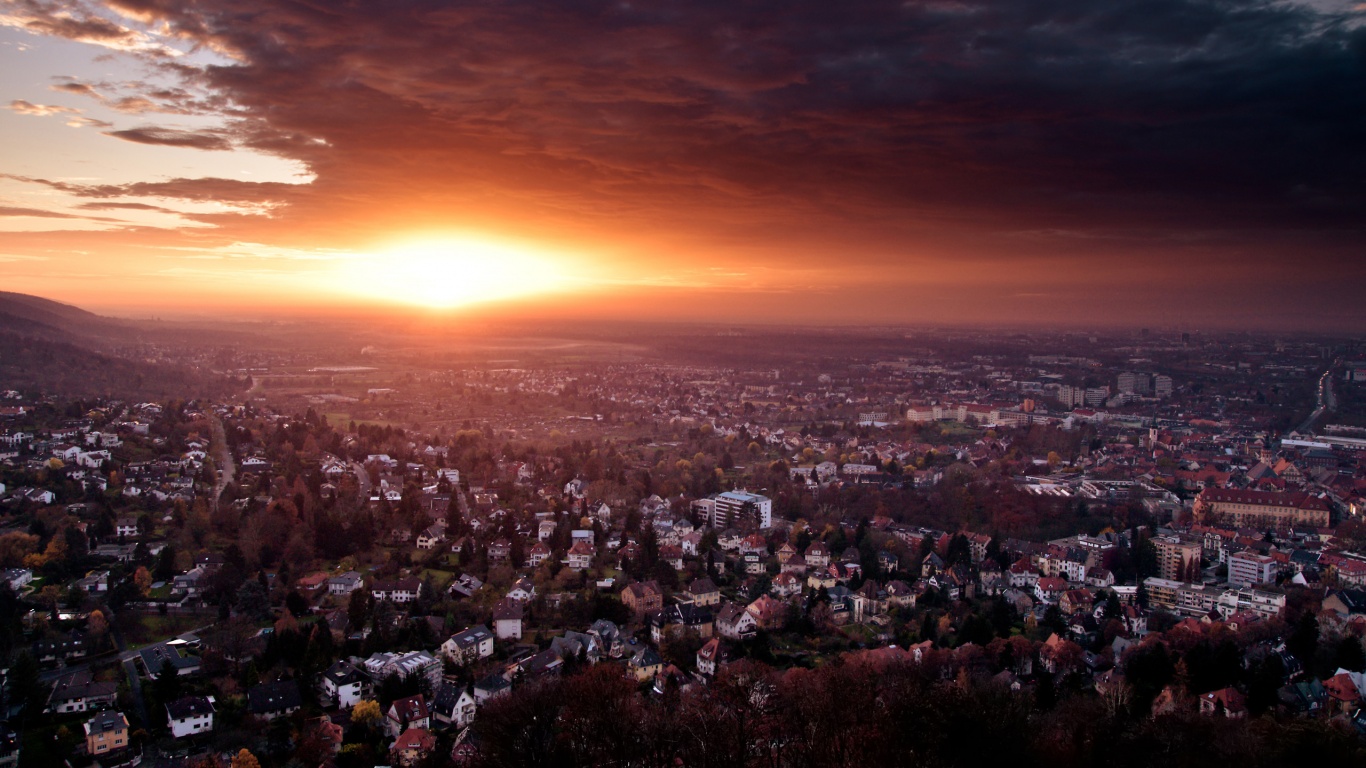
xmin=0 ymin=291 xmax=134 ymax=346
xmin=0 ymin=292 xmax=241 ymax=398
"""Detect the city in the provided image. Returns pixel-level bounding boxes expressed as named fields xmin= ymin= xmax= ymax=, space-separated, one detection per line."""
xmin=0 ymin=309 xmax=1364 ymax=767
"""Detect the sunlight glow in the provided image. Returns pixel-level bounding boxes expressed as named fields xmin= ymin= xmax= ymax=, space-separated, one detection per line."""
xmin=335 ymin=236 xmax=576 ymax=309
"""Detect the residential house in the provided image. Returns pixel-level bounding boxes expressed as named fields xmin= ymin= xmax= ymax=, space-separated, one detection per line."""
xmin=83 ymin=711 xmax=129 ymax=756
xmin=566 ymin=540 xmax=595 ymax=570
xmin=696 ymin=637 xmax=724 ymax=677
xmin=684 ymin=578 xmax=720 ymax=607
xmin=506 ymin=577 xmax=536 ymax=602
xmin=247 ymin=680 xmax=303 ymax=720
xmin=771 ymin=572 xmax=802 ymax=598
xmin=628 ymin=646 xmax=664 ymax=681
xmin=327 ymin=571 xmax=364 ymax=595
xmin=363 ymin=651 xmax=444 ymax=689
xmin=386 ymin=695 xmax=431 ymax=739
xmin=659 ymin=545 xmax=685 ymax=570
xmin=716 ymin=603 xmax=759 ymax=640
xmin=172 ymin=567 xmax=209 ymax=598
xmin=441 ymin=624 xmax=495 ymax=665
xmin=885 ymin=580 xmax=917 ymax=609
xmin=115 ymin=517 xmax=139 ymax=538
xmin=390 ymin=727 xmax=437 ymax=767
xmin=35 ymin=630 xmax=90 ymax=664
xmin=1199 ymin=687 xmax=1248 ymax=718
xmin=0 ymin=568 xmax=32 ymax=591
xmin=372 ymin=578 xmax=421 ymax=603
xmin=449 ymin=573 xmax=484 ymax=598
xmin=166 ymin=696 xmax=215 ymax=739
xmin=47 ymin=668 xmax=117 ymax=714
xmin=474 ymin=673 xmax=512 ymax=704
xmin=487 ymin=538 xmax=512 ymax=563
xmin=415 ymin=525 xmax=446 ymax=550
xmin=743 ymin=593 xmax=786 ymax=628
xmin=138 ymin=641 xmax=200 ymax=677
xmin=526 ymin=541 xmax=551 ymax=568
xmin=649 ymin=603 xmax=714 ymax=644
xmin=1035 ymin=576 xmax=1067 ymax=604
xmin=431 ymin=681 xmax=477 ymax=728
xmin=318 ymin=661 xmax=368 ymax=709
xmin=492 ymin=599 xmax=524 ymax=640
xmin=622 ymin=580 xmax=664 ymax=618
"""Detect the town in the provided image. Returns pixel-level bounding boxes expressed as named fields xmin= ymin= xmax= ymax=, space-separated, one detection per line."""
xmin=1 ymin=324 xmax=1364 ymax=768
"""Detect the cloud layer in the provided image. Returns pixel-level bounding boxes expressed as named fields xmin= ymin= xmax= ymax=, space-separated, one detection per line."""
xmin=5 ymin=0 xmax=1366 ymax=326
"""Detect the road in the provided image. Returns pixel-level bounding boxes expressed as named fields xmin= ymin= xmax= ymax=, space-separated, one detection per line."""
xmin=122 ymin=657 xmax=148 ymax=725
xmin=1290 ymin=361 xmax=1338 ymax=437
xmin=209 ymin=414 xmax=235 ymax=511
xmin=351 ymin=460 xmax=372 ymax=502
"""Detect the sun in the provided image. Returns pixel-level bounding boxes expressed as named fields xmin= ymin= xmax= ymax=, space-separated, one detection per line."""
xmin=335 ymin=236 xmax=575 ymax=309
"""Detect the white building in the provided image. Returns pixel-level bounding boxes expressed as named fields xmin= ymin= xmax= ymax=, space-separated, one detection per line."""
xmin=707 ymin=490 xmax=772 ymax=530
xmin=166 ymin=696 xmax=215 ymax=738
xmin=363 ymin=650 xmax=443 ymax=689
xmin=441 ymin=625 xmax=495 ymax=665
xmin=319 ymin=661 xmax=368 ymax=709
xmin=328 ymin=571 xmax=364 ymax=595
xmin=1228 ymin=551 xmax=1276 ymax=588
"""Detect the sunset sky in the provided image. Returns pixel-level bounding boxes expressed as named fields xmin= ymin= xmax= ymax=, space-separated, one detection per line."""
xmin=1 ymin=0 xmax=1363 ymax=329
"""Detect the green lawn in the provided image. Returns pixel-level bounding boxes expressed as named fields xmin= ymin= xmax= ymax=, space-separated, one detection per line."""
xmin=416 ymin=569 xmax=455 ymax=589
xmin=122 ymin=612 xmax=205 ymax=648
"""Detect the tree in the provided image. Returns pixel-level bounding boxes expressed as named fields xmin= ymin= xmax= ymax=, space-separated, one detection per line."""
xmin=229 ymin=749 xmax=261 ymax=768
xmin=1333 ymin=635 xmax=1365 ymax=672
xmin=1287 ymin=611 xmax=1319 ymax=665
xmin=134 ymin=566 xmax=153 ymax=597
xmin=236 ymin=579 xmax=272 ymax=621
xmin=348 ymin=588 xmax=373 ymax=631
xmin=352 ymin=699 xmax=382 ymax=728
xmin=8 ymin=650 xmax=45 ymax=716
xmin=87 ymin=608 xmax=109 ymax=639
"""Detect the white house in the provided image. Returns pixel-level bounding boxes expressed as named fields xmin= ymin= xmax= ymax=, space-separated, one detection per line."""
xmin=327 ymin=571 xmax=364 ymax=595
xmin=492 ymin=599 xmax=523 ymax=640
xmin=166 ymin=696 xmax=215 ymax=738
xmin=318 ymin=661 xmax=368 ymax=709
xmin=441 ymin=624 xmax=495 ymax=666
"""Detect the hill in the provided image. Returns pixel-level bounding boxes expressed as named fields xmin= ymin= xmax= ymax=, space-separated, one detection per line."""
xmin=0 ymin=292 xmax=242 ymax=398
xmin=0 ymin=291 xmax=133 ymax=344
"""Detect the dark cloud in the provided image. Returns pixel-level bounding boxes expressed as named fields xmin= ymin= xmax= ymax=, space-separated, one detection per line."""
xmin=17 ymin=0 xmax=1366 ymax=325
xmin=51 ymin=80 xmax=100 ymax=97
xmin=103 ymin=126 xmax=233 ymax=150
xmin=77 ymin=201 xmax=178 ymax=213
xmin=3 ymin=173 xmax=298 ymax=203
xmin=0 ymin=205 xmax=121 ymax=222
xmin=100 ymin=1 xmax=1363 ymax=234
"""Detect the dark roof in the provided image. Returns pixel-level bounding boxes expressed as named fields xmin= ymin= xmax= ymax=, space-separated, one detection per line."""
xmin=431 ymin=681 xmax=468 ymax=716
xmin=474 ymin=673 xmax=511 ymax=694
xmin=389 ymin=694 xmax=428 ymax=722
xmin=654 ymin=602 xmax=713 ymax=626
xmin=1331 ymin=588 xmax=1366 ymax=614
xmin=247 ymin=680 xmax=302 ymax=714
xmin=450 ymin=624 xmax=492 ymax=647
xmin=166 ymin=695 xmax=214 ymax=720
xmin=138 ymin=642 xmax=200 ymax=676
xmin=492 ymin=599 xmax=524 ymax=621
xmin=86 ymin=710 xmax=128 ymax=735
xmin=322 ymin=660 xmax=364 ymax=686
xmin=688 ymin=578 xmax=718 ymax=594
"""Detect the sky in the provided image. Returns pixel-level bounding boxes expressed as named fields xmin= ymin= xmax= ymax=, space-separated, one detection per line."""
xmin=1 ymin=0 xmax=1364 ymax=330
